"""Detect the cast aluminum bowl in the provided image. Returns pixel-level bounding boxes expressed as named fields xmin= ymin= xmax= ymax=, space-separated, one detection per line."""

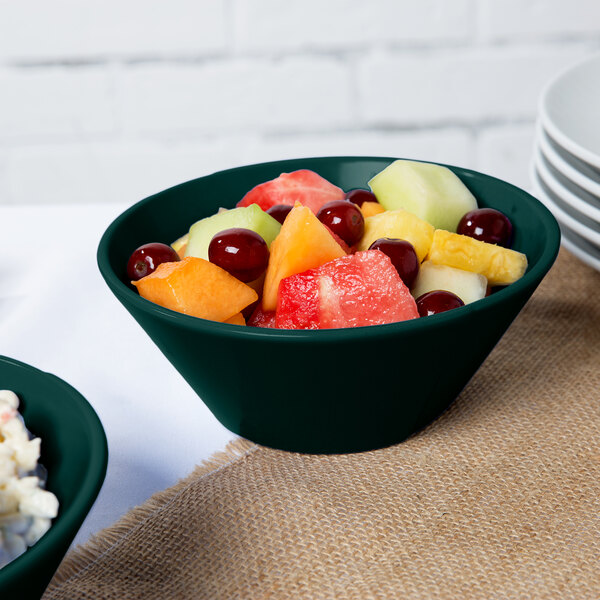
xmin=0 ymin=356 xmax=107 ymax=599
xmin=97 ymin=157 xmax=560 ymax=454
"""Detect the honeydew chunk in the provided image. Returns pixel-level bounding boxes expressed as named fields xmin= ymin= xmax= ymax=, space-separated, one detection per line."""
xmin=411 ymin=261 xmax=487 ymax=305
xmin=356 ymin=209 xmax=435 ymax=263
xmin=428 ymin=229 xmax=528 ymax=286
xmin=368 ymin=160 xmax=478 ymax=232
xmin=185 ymin=204 xmax=281 ymax=260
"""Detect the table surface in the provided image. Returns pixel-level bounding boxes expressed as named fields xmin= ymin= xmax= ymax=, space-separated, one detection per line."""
xmin=0 ymin=203 xmax=236 ymax=547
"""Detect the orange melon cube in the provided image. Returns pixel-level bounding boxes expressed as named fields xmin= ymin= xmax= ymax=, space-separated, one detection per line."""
xmin=132 ymin=257 xmax=258 ymax=322
xmin=360 ymin=201 xmax=386 ymax=218
xmin=246 ymin=272 xmax=266 ymax=296
xmin=224 ymin=312 xmax=246 ymax=325
xmin=262 ymin=203 xmax=346 ymax=311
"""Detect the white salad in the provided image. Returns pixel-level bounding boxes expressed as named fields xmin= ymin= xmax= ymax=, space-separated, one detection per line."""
xmin=0 ymin=390 xmax=59 ymax=568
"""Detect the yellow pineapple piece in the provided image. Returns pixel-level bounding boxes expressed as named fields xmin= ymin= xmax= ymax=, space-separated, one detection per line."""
xmin=359 ymin=201 xmax=386 ymax=218
xmin=356 ymin=209 xmax=435 ymax=263
xmin=262 ymin=203 xmax=346 ymax=311
xmin=171 ymin=232 xmax=189 ymax=259
xmin=427 ymin=229 xmax=527 ymax=286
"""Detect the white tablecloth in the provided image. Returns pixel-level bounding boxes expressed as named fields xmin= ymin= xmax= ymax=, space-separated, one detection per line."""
xmin=0 ymin=203 xmax=235 ymax=546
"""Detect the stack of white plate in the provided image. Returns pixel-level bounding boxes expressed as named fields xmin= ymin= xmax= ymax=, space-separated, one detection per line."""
xmin=531 ymin=53 xmax=600 ymax=272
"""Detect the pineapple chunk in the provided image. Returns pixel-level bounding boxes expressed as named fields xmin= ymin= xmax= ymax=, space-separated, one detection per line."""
xmin=428 ymin=229 xmax=527 ymax=286
xmin=171 ymin=232 xmax=189 ymax=258
xmin=356 ymin=209 xmax=435 ymax=263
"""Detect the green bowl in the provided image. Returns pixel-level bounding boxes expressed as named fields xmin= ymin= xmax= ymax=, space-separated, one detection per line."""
xmin=0 ymin=356 xmax=107 ymax=599
xmin=98 ymin=157 xmax=560 ymax=454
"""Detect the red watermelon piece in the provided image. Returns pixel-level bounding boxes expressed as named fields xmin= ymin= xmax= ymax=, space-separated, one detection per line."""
xmin=237 ymin=170 xmax=345 ymax=214
xmin=276 ymin=250 xmax=419 ymax=329
xmin=275 ymin=271 xmax=320 ymax=330
xmin=323 ymin=225 xmax=351 ymax=254
xmin=247 ymin=303 xmax=277 ymax=328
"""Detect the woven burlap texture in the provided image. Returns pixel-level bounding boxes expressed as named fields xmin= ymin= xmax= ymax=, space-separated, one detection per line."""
xmin=43 ymin=249 xmax=600 ymax=600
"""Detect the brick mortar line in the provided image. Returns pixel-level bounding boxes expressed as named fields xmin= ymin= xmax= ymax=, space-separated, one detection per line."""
xmin=0 ymin=120 xmax=534 ymax=151
xmin=0 ymin=37 xmax=596 ymax=70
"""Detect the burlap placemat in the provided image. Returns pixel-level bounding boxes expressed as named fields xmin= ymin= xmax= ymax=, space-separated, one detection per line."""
xmin=43 ymin=249 xmax=600 ymax=600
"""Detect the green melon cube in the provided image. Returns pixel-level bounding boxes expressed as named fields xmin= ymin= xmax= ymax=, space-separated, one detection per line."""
xmin=185 ymin=205 xmax=281 ymax=260
xmin=368 ymin=160 xmax=478 ymax=232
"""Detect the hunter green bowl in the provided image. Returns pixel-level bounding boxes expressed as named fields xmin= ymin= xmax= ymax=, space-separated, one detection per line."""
xmin=0 ymin=356 xmax=107 ymax=599
xmin=98 ymin=157 xmax=560 ymax=454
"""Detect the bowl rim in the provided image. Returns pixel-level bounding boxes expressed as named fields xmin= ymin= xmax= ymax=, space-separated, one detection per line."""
xmin=97 ymin=156 xmax=561 ymax=340
xmin=0 ymin=355 xmax=108 ymax=587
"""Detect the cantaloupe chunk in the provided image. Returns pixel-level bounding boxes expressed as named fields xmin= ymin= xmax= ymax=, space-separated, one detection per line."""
xmin=356 ymin=209 xmax=435 ymax=263
xmin=262 ymin=203 xmax=346 ymax=311
xmin=360 ymin=201 xmax=386 ymax=218
xmin=132 ymin=257 xmax=258 ymax=321
xmin=428 ymin=229 xmax=528 ymax=286
xmin=224 ymin=312 xmax=246 ymax=325
xmin=246 ymin=272 xmax=266 ymax=296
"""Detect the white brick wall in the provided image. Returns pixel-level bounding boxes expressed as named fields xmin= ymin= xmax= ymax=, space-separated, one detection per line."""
xmin=0 ymin=0 xmax=228 ymax=60
xmin=234 ymin=0 xmax=472 ymax=52
xmin=0 ymin=0 xmax=599 ymax=205
xmin=0 ymin=66 xmax=115 ymax=140
xmin=358 ymin=46 xmax=590 ymax=125
xmin=479 ymin=0 xmax=600 ymax=40
xmin=118 ymin=58 xmax=354 ymax=136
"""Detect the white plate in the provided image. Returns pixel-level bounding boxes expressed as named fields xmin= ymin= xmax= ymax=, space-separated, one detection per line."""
xmin=537 ymin=124 xmax=600 ymax=200
xmin=533 ymin=142 xmax=600 ymax=223
xmin=560 ymin=224 xmax=600 ymax=273
xmin=530 ymin=164 xmax=600 ymax=247
xmin=540 ymin=53 xmax=600 ymax=170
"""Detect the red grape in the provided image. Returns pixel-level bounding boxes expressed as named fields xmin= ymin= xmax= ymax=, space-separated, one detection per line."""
xmin=208 ymin=228 xmax=269 ymax=282
xmin=416 ymin=290 xmax=464 ymax=317
xmin=345 ymin=189 xmax=377 ymax=207
xmin=457 ymin=208 xmax=513 ymax=247
xmin=266 ymin=204 xmax=293 ymax=225
xmin=127 ymin=242 xmax=179 ymax=281
xmin=368 ymin=238 xmax=419 ymax=288
xmin=316 ymin=200 xmax=364 ymax=246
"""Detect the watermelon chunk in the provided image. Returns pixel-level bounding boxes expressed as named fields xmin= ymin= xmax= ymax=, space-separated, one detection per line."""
xmin=237 ymin=170 xmax=345 ymax=214
xmin=276 ymin=250 xmax=419 ymax=329
xmin=247 ymin=303 xmax=277 ymax=328
xmin=323 ymin=224 xmax=351 ymax=254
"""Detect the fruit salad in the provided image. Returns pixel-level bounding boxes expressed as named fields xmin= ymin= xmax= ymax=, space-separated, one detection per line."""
xmin=126 ymin=160 xmax=528 ymax=329
xmin=0 ymin=390 xmax=59 ymax=568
